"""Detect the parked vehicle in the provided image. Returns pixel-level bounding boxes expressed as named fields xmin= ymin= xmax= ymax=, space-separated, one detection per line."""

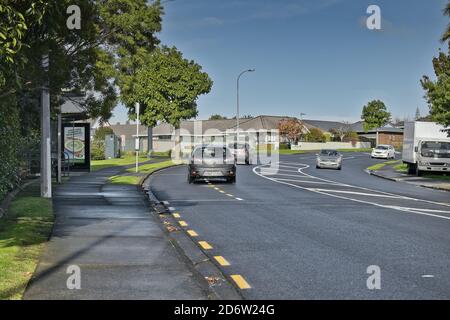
xmin=228 ymin=142 xmax=250 ymax=165
xmin=188 ymin=144 xmax=236 ymax=183
xmin=316 ymin=149 xmax=342 ymax=170
xmin=402 ymin=121 xmax=450 ymax=175
xmin=371 ymin=145 xmax=396 ymax=159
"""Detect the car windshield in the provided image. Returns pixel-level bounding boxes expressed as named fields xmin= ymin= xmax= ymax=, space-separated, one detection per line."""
xmin=193 ymin=146 xmax=232 ymax=160
xmin=375 ymin=146 xmax=389 ymax=150
xmin=421 ymin=141 xmax=450 ymax=158
xmin=319 ymin=150 xmax=338 ymax=156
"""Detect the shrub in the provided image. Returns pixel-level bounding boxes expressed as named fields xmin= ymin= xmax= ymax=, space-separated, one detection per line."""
xmin=279 ymin=142 xmax=291 ymax=150
xmin=0 ymin=101 xmax=21 ymax=200
xmin=305 ymin=128 xmax=326 ymax=142
xmin=91 ymin=140 xmax=105 ymax=160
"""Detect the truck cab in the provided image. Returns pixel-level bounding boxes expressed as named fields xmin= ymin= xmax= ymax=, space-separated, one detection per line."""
xmin=402 ymin=121 xmax=450 ymax=176
xmin=415 ymin=140 xmax=450 ymax=174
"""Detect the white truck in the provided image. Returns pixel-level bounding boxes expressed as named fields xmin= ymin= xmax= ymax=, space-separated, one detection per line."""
xmin=402 ymin=121 xmax=450 ymax=175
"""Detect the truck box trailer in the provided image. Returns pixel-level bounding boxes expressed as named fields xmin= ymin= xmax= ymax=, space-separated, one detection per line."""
xmin=402 ymin=121 xmax=450 ymax=175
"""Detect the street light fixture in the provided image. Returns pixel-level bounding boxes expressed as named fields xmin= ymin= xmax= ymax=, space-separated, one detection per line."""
xmin=236 ymin=69 xmax=255 ymax=143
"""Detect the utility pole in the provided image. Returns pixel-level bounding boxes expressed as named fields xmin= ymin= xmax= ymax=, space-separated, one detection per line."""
xmin=135 ymin=102 xmax=140 ymax=173
xmin=40 ymin=54 xmax=52 ymax=198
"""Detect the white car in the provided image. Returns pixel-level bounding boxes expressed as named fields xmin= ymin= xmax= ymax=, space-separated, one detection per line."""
xmin=371 ymin=145 xmax=396 ymax=159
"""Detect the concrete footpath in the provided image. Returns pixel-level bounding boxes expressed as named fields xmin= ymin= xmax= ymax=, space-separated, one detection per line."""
xmin=368 ymin=164 xmax=450 ymax=191
xmin=24 ymin=160 xmax=210 ymax=300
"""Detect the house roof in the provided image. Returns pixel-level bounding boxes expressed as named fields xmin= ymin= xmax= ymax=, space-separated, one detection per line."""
xmin=302 ymin=119 xmax=350 ymax=132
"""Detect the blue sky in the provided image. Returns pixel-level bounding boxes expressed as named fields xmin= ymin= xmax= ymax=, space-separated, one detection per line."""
xmin=110 ymin=0 xmax=449 ymax=123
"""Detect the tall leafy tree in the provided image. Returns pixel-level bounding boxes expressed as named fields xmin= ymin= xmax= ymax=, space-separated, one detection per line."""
xmin=421 ymin=2 xmax=450 ymax=136
xmin=132 ymin=46 xmax=213 ymax=127
xmin=361 ymin=100 xmax=391 ymax=132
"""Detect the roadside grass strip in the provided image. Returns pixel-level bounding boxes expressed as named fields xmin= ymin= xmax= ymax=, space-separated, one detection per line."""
xmin=231 ymin=275 xmax=251 ymax=289
xmin=91 ymin=155 xmax=149 ymax=171
xmin=0 ymin=182 xmax=54 ymax=300
xmin=367 ymin=160 xmax=401 ymax=171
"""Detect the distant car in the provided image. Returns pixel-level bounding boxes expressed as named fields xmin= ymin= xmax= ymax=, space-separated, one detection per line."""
xmin=228 ymin=143 xmax=250 ymax=165
xmin=316 ymin=149 xmax=342 ymax=170
xmin=188 ymin=144 xmax=236 ymax=183
xmin=371 ymin=145 xmax=395 ymax=159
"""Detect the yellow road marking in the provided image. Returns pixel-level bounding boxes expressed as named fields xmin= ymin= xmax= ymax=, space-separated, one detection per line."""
xmin=214 ymin=256 xmax=230 ymax=266
xmin=187 ymin=230 xmax=198 ymax=237
xmin=173 ymin=213 xmax=180 ymax=218
xmin=231 ymin=275 xmax=251 ymax=289
xmin=178 ymin=221 xmax=188 ymax=227
xmin=198 ymin=241 xmax=213 ymax=250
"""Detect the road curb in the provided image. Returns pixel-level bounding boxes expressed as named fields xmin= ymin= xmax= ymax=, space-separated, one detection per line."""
xmin=366 ymin=169 xmax=400 ymax=182
xmin=366 ymin=169 xmax=450 ymax=192
xmin=140 ymin=165 xmax=244 ymax=300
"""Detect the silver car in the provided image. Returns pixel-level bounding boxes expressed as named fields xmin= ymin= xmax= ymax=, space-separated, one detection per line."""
xmin=316 ymin=149 xmax=342 ymax=170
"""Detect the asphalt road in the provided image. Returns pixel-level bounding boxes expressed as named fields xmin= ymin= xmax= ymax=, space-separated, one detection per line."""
xmin=150 ymin=152 xmax=450 ymax=299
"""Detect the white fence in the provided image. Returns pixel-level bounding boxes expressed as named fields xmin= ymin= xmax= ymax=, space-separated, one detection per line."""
xmin=291 ymin=141 xmax=371 ymax=151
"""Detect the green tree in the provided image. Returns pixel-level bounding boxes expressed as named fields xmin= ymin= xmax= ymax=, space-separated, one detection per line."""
xmin=442 ymin=2 xmax=450 ymax=42
xmin=361 ymin=100 xmax=391 ymax=132
xmin=421 ymin=3 xmax=450 ymax=136
xmin=132 ymin=47 xmax=213 ymax=127
xmin=306 ymin=128 xmax=326 ymax=142
xmin=209 ymin=114 xmax=228 ymax=120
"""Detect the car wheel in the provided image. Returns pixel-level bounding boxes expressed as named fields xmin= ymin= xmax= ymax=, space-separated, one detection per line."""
xmin=245 ymin=157 xmax=249 ymax=165
xmin=337 ymin=166 xmax=342 ymax=170
xmin=316 ymin=165 xmax=320 ymax=169
xmin=229 ymin=176 xmax=236 ymax=183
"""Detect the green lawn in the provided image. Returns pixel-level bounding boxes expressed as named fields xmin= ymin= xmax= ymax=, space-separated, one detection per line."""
xmin=108 ymin=175 xmax=142 ymax=185
xmin=0 ymin=182 xmax=54 ymax=300
xmin=108 ymin=160 xmax=176 ymax=185
xmin=91 ymin=155 xmax=150 ymax=171
xmin=367 ymin=160 xmax=401 ymax=171
xmin=393 ymin=163 xmax=408 ymax=173
xmin=127 ymin=160 xmax=175 ymax=174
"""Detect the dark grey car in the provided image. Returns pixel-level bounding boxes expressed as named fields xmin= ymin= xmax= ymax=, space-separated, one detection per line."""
xmin=316 ymin=149 xmax=342 ymax=170
xmin=188 ymin=145 xmax=236 ymax=183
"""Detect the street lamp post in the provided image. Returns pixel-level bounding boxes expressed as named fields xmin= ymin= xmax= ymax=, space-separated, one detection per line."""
xmin=236 ymin=69 xmax=255 ymax=143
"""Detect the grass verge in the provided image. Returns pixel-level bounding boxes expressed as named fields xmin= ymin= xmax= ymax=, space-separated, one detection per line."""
xmin=91 ymin=155 xmax=150 ymax=171
xmin=126 ymin=160 xmax=175 ymax=174
xmin=108 ymin=160 xmax=176 ymax=185
xmin=367 ymin=160 xmax=401 ymax=171
xmin=0 ymin=181 xmax=54 ymax=300
xmin=393 ymin=163 xmax=408 ymax=173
